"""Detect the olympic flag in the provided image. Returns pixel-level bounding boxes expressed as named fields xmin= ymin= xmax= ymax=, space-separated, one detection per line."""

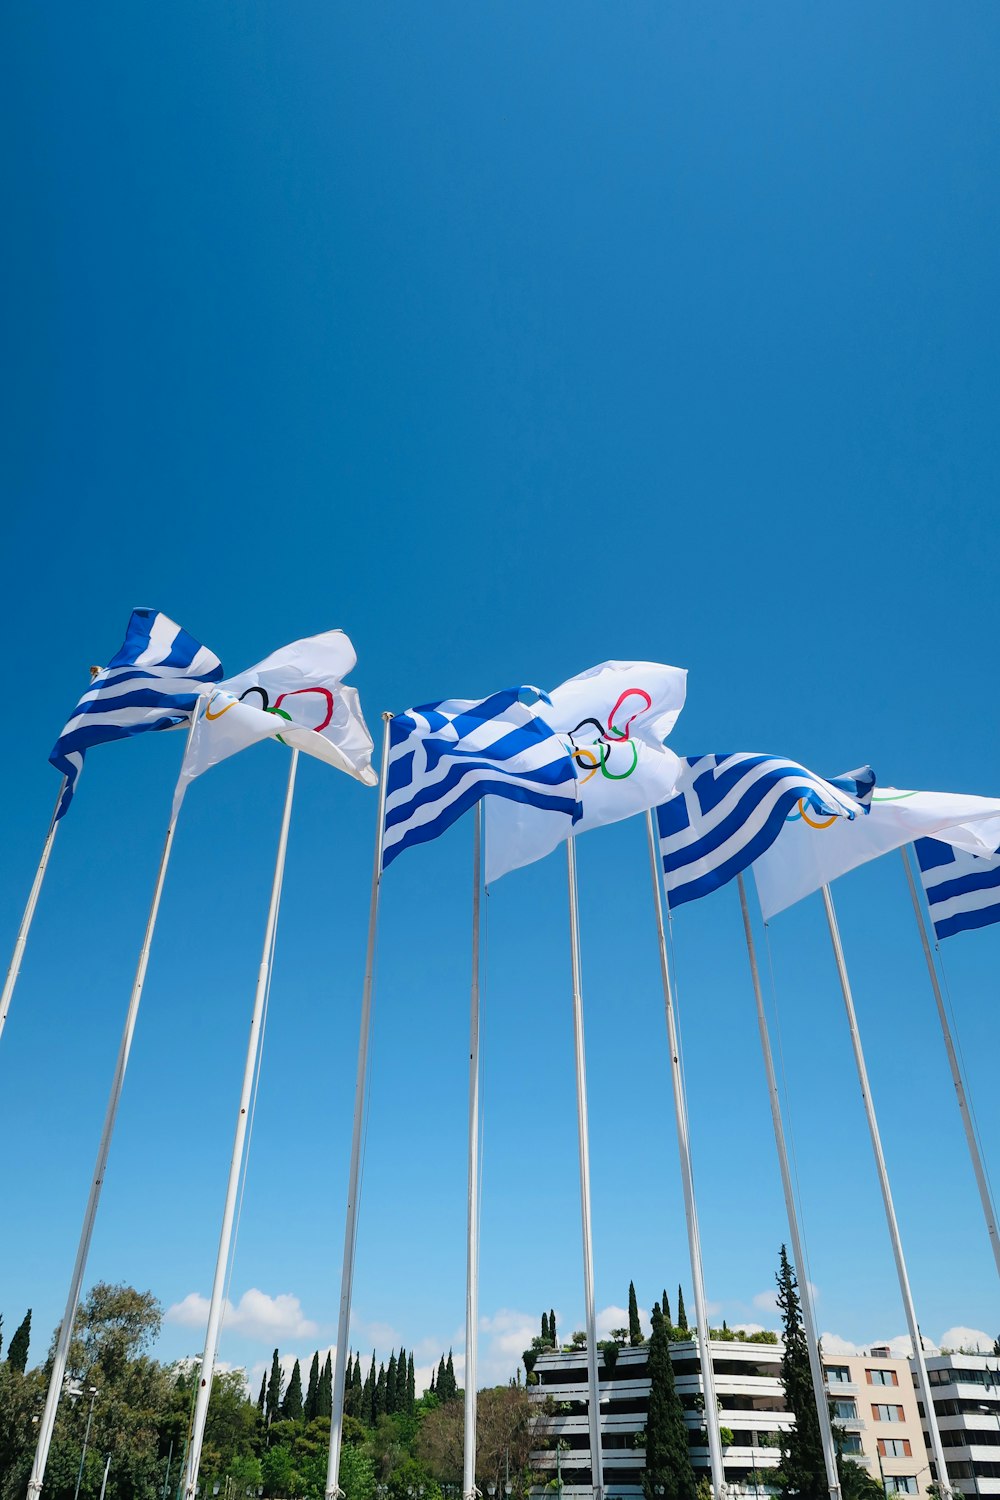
xmin=172 ymin=629 xmax=376 ymax=815
xmin=754 ymin=785 xmax=1000 ymax=920
xmin=485 ymin=659 xmax=687 ymax=882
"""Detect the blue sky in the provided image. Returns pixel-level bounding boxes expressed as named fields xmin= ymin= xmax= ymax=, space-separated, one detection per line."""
xmin=1 ymin=3 xmax=998 ymax=1394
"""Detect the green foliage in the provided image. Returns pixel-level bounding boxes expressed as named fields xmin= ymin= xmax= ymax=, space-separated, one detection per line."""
xmin=628 ymin=1282 xmax=643 ymax=1346
xmin=599 ymin=1341 xmax=619 ymax=1371
xmin=676 ymin=1286 xmax=688 ymax=1333
xmin=5 ymin=1312 xmax=30 ymax=1374
xmin=836 ymin=1462 xmax=888 ymax=1500
xmin=282 ymin=1358 xmax=304 ymax=1422
xmin=643 ymin=1302 xmax=698 ymax=1500
xmin=570 ymin=1331 xmax=586 ymax=1349
xmin=774 ymin=1244 xmax=827 ymax=1500
xmin=549 ymin=1310 xmax=557 ymax=1348
xmin=662 ymin=1289 xmax=672 ymax=1327
xmin=304 ymin=1351 xmax=320 ymax=1423
xmin=266 ymin=1348 xmax=284 ymax=1424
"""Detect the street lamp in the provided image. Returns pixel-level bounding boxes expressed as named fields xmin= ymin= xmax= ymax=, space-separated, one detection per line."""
xmin=72 ymin=1385 xmax=99 ymax=1500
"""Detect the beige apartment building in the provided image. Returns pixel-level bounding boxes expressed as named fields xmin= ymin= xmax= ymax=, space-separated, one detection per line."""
xmin=825 ymin=1347 xmax=928 ymax=1495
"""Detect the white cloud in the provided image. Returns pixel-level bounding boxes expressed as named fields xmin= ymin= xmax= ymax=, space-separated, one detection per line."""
xmin=937 ymin=1327 xmax=992 ymax=1354
xmin=350 ymin=1317 xmax=403 ymax=1353
xmin=753 ymin=1290 xmax=779 ymax=1314
xmin=819 ymin=1332 xmax=861 ymax=1355
xmin=166 ymin=1288 xmax=319 ymax=1343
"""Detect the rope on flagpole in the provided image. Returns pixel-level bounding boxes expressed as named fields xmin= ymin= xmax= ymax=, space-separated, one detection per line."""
xmin=219 ymin=801 xmax=288 ymax=1335
xmin=0 ymin=779 xmax=66 ymax=1053
xmin=761 ymin=919 xmax=815 ymax=1297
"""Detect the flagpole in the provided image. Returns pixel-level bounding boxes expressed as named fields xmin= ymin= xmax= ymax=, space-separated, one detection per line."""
xmin=736 ymin=874 xmax=841 ymax=1500
xmin=463 ymin=806 xmax=484 ymax=1500
xmin=820 ymin=883 xmax=953 ymax=1495
xmin=183 ymin=748 xmax=299 ymax=1500
xmin=900 ymin=847 xmax=1000 ymax=1279
xmin=565 ymin=838 xmax=604 ymax=1500
xmin=27 ymin=704 xmax=205 ymax=1500
xmin=645 ymin=810 xmax=725 ymax=1500
xmin=326 ymin=714 xmax=393 ymax=1500
xmin=0 ymin=780 xmax=65 ymax=1051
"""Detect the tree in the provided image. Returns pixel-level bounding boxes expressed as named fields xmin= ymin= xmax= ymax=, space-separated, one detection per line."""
xmin=628 ymin=1282 xmax=643 ymax=1346
xmin=6 ymin=1311 xmax=30 ymax=1373
xmin=362 ymin=1354 xmax=376 ymax=1426
xmin=266 ymin=1349 xmax=284 ymax=1425
xmin=305 ymin=1352 xmax=320 ymax=1422
xmin=676 ymin=1287 xmax=688 ymax=1333
xmin=662 ymin=1290 xmax=672 ymax=1327
xmin=318 ymin=1352 xmax=333 ymax=1421
xmin=374 ymin=1361 xmax=387 ymax=1420
xmin=643 ymin=1302 xmax=697 ymax=1500
xmin=445 ymin=1351 xmax=457 ymax=1400
xmin=541 ymin=1312 xmax=549 ymax=1343
xmin=257 ymin=1372 xmax=267 ymax=1413
xmin=774 ymin=1244 xmax=826 ymax=1500
xmin=65 ymin=1281 xmax=162 ymax=1385
xmin=386 ymin=1352 xmax=398 ymax=1414
xmin=407 ymin=1352 xmax=415 ymax=1414
xmin=282 ymin=1359 xmax=304 ymax=1422
xmin=353 ymin=1353 xmax=364 ymax=1414
xmin=549 ymin=1309 xmax=557 ymax=1348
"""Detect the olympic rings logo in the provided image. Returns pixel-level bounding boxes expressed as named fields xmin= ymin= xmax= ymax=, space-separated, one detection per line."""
xmin=566 ymin=688 xmax=652 ymax=784
xmin=205 ymin=685 xmax=334 ymax=745
xmin=785 ymin=801 xmax=838 ymax=831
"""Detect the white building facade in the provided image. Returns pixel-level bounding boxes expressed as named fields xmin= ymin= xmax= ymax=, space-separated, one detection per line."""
xmin=914 ymin=1352 xmax=1000 ymax=1499
xmin=528 ymin=1340 xmax=927 ymax=1500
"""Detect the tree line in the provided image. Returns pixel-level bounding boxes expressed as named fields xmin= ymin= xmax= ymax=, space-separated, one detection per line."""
xmin=0 ymin=1286 xmax=540 ymax=1500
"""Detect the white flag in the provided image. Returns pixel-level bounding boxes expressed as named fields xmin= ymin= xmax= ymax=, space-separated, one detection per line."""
xmin=173 ymin=629 xmax=376 ymax=815
xmin=753 ymin=784 xmax=1000 ymax=920
xmin=486 ymin=659 xmax=687 ymax=882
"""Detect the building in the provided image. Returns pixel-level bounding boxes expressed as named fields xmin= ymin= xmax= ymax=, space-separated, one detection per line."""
xmin=528 ymin=1339 xmax=925 ymax=1499
xmin=913 ymin=1351 xmax=1000 ymax=1498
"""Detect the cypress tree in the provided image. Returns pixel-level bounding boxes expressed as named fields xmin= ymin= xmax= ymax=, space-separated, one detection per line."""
xmin=266 ymin=1349 xmax=283 ymax=1424
xmin=541 ymin=1311 xmax=550 ymax=1343
xmin=396 ymin=1348 xmax=407 ymax=1412
xmin=304 ymin=1352 xmax=320 ymax=1422
xmin=361 ymin=1353 xmax=376 ymax=1425
xmin=643 ymin=1302 xmax=697 ymax=1500
xmin=282 ymin=1359 xmax=304 ymax=1421
xmin=407 ymin=1351 xmax=415 ymax=1412
xmin=429 ymin=1367 xmax=436 ymax=1395
xmin=6 ymin=1310 xmax=31 ymax=1373
xmin=386 ymin=1351 xmax=398 ymax=1413
xmin=257 ymin=1372 xmax=267 ymax=1413
xmin=317 ymin=1353 xmax=333 ymax=1419
xmin=628 ymin=1282 xmax=643 ymax=1346
xmin=662 ymin=1290 xmax=672 ymax=1328
xmin=676 ymin=1286 xmax=688 ymax=1333
xmin=352 ymin=1353 xmax=363 ymax=1409
xmin=445 ymin=1349 xmax=457 ymax=1399
xmin=374 ymin=1361 xmax=387 ymax=1418
xmin=436 ymin=1355 xmax=447 ymax=1396
xmin=775 ymin=1244 xmax=827 ymax=1500
xmin=550 ymin=1309 xmax=557 ymax=1348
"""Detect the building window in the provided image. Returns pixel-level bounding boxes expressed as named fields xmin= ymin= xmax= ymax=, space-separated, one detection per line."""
xmin=872 ymin=1405 xmax=905 ymax=1423
xmin=827 ymin=1367 xmax=852 ymax=1384
xmin=833 ymin=1401 xmax=859 ymax=1421
xmin=868 ymin=1369 xmax=900 ymax=1387
xmin=878 ymin=1440 xmax=912 ymax=1459
xmin=838 ymin=1436 xmax=864 ymax=1456
xmin=884 ymin=1478 xmax=918 ymax=1494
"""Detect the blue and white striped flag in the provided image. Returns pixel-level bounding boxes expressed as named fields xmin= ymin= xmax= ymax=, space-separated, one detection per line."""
xmin=657 ymin=753 xmax=873 ymax=909
xmin=382 ymin=687 xmax=580 ymax=871
xmin=915 ymin=837 xmax=1000 ymax=940
xmin=50 ymin=609 xmax=223 ymax=818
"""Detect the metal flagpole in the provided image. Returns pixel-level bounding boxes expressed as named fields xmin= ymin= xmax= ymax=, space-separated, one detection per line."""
xmin=326 ymin=714 xmax=393 ymax=1500
xmin=27 ymin=703 xmax=205 ymax=1500
xmin=183 ymin=748 xmax=300 ymax=1500
xmin=464 ymin=806 xmax=484 ymax=1500
xmin=644 ymin=811 xmax=725 ymax=1500
xmin=736 ymin=874 xmax=841 ymax=1500
xmin=900 ymin=846 xmax=1000 ymax=1280
xmin=0 ymin=780 xmax=66 ymax=1051
xmin=820 ymin=883 xmax=952 ymax=1496
xmin=566 ymin=838 xmax=604 ymax=1500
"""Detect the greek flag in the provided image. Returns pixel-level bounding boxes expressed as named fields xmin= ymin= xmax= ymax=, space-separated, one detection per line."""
xmin=915 ymin=837 xmax=1000 ymax=940
xmin=50 ymin=609 xmax=223 ymax=818
xmin=382 ymin=687 xmax=580 ymax=871
xmin=657 ymin=753 xmax=873 ymax=909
